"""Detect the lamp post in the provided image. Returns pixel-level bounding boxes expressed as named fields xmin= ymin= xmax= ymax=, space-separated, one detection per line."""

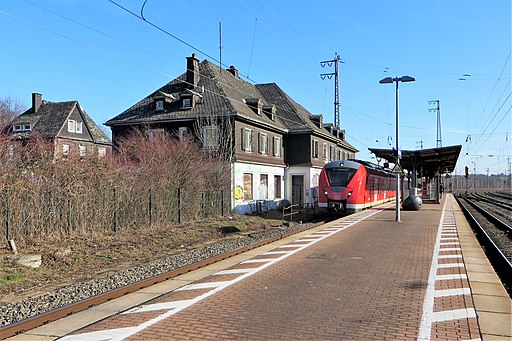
xmin=379 ymin=75 xmax=415 ymax=222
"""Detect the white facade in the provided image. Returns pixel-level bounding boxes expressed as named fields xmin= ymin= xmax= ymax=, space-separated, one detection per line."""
xmin=285 ymin=165 xmax=323 ymax=208
xmin=232 ymin=161 xmax=286 ymax=214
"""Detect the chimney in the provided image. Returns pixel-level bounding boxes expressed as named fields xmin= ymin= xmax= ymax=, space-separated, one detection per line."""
xmin=186 ymin=53 xmax=200 ymax=89
xmin=32 ymin=93 xmax=42 ymax=113
xmin=227 ymin=65 xmax=238 ymax=78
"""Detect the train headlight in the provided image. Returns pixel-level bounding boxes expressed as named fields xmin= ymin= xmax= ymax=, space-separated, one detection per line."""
xmin=323 ymin=190 xmax=328 ymax=196
xmin=347 ymin=191 xmax=353 ymax=198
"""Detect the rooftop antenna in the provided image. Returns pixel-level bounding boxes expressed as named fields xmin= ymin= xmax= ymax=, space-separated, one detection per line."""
xmin=219 ymin=20 xmax=222 ymax=70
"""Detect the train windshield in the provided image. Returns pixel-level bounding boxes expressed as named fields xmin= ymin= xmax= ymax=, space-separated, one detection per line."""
xmin=326 ymin=167 xmax=356 ymax=187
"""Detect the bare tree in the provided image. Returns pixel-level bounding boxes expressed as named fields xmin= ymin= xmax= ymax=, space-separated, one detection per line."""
xmin=0 ymin=96 xmax=26 ymax=131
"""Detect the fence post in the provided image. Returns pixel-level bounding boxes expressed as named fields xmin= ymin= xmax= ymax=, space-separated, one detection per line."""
xmin=221 ymin=190 xmax=224 ymax=216
xmin=177 ymin=188 xmax=181 ymax=224
xmin=5 ymin=187 xmax=11 ymax=241
xmin=148 ymin=187 xmax=152 ymax=226
xmin=67 ymin=192 xmax=72 ymax=233
xmin=113 ymin=187 xmax=118 ymax=232
xmin=201 ymin=192 xmax=205 ymax=218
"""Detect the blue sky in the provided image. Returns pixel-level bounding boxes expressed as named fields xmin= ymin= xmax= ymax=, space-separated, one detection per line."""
xmin=1 ymin=0 xmax=510 ymax=175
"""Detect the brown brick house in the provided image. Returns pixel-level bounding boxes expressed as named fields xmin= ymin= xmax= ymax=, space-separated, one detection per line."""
xmin=106 ymin=54 xmax=357 ymax=212
xmin=4 ymin=93 xmax=111 ymax=160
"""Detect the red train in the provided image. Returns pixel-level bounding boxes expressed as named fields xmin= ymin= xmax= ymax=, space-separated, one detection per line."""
xmin=318 ymin=159 xmax=397 ymax=214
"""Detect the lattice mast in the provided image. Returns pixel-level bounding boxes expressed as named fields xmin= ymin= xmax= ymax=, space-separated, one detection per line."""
xmin=428 ymin=100 xmax=442 ymax=148
xmin=320 ymin=53 xmax=343 ymax=129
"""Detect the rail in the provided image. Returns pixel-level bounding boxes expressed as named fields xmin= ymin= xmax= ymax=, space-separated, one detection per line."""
xmin=455 ymin=195 xmax=512 ymax=297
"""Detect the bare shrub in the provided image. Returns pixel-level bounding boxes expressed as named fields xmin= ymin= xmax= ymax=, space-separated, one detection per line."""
xmin=0 ymin=129 xmax=230 ymax=245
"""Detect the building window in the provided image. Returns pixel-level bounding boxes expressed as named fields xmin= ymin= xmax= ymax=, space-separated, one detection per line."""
xmin=260 ymin=174 xmax=268 ymax=199
xmin=274 ymin=175 xmax=282 ymax=199
xmin=67 ymin=120 xmax=83 ymax=133
xmin=273 ymin=137 xmax=281 ymax=157
xmin=179 ymin=127 xmax=187 ymax=140
xmin=98 ymin=147 xmax=106 ymax=158
xmin=330 ymin=145 xmax=335 ymax=161
xmin=258 ymin=133 xmax=268 ymax=154
xmin=203 ymin=125 xmax=219 ymax=150
xmin=12 ymin=124 xmax=31 ymax=132
xmin=68 ymin=120 xmax=76 ymax=133
xmin=312 ymin=139 xmax=319 ymax=158
xmin=243 ymin=173 xmax=253 ymax=201
xmin=322 ymin=143 xmax=328 ymax=160
xmin=79 ymin=145 xmax=86 ymax=158
xmin=62 ymin=144 xmax=69 ymax=158
xmin=182 ymin=98 xmax=192 ymax=108
xmin=155 ymin=100 xmax=164 ymax=111
xmin=337 ymin=149 xmax=342 ymax=160
xmin=241 ymin=128 xmax=253 ymax=152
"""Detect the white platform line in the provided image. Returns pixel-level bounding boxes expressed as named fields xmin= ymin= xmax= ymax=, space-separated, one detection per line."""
xmin=263 ymin=251 xmax=291 ymax=255
xmin=438 ymin=247 xmax=462 ymax=252
xmin=277 ymin=244 xmax=304 ymax=248
xmin=214 ymin=269 xmax=255 ymax=275
xmin=432 ymin=308 xmax=476 ymax=322
xmin=436 ymin=274 xmax=468 ymax=281
xmin=175 ymin=281 xmax=230 ymax=291
xmin=122 ymin=299 xmax=194 ymax=314
xmin=439 ymin=242 xmax=460 ymax=246
xmin=437 ymin=263 xmax=464 ymax=269
xmin=434 ymin=288 xmax=471 ymax=297
xmin=241 ymin=259 xmax=276 ymax=264
xmin=440 ymin=238 xmax=459 ymax=241
xmin=438 ymin=255 xmax=462 ymax=259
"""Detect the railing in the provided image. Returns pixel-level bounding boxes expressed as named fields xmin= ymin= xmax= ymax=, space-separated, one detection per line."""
xmin=282 ymin=204 xmax=299 ymax=224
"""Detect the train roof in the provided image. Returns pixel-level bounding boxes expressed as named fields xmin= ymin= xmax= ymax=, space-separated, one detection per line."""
xmin=324 ymin=159 xmax=390 ymax=173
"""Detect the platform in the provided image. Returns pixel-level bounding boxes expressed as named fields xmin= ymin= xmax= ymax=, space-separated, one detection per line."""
xmin=8 ymin=194 xmax=511 ymax=340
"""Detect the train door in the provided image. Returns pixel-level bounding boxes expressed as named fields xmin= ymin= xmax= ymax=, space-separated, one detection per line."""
xmin=292 ymin=175 xmax=304 ymax=207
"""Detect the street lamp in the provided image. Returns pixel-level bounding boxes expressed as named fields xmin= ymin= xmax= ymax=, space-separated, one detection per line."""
xmin=379 ymin=76 xmax=415 ymax=222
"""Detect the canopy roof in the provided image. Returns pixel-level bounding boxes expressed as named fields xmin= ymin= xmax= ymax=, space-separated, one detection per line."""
xmin=368 ymin=145 xmax=462 ymax=178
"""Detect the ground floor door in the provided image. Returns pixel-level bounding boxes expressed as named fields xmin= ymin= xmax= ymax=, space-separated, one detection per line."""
xmin=291 ymin=175 xmax=304 ymax=207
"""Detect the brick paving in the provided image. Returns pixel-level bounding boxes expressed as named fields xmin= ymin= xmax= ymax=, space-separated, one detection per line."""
xmin=61 ymin=198 xmax=485 ymax=340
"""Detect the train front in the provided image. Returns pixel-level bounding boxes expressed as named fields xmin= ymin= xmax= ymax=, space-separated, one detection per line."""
xmin=318 ymin=160 xmax=362 ymax=213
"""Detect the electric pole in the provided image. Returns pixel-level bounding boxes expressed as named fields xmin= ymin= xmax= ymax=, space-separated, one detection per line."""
xmin=320 ymin=53 xmax=343 ymax=129
xmin=428 ymin=100 xmax=442 ymax=148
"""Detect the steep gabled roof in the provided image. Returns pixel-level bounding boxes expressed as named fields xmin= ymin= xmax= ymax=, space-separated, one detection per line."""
xmin=11 ymin=100 xmax=110 ymax=144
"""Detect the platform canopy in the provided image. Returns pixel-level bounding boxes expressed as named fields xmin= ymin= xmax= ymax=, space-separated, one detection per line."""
xmin=368 ymin=145 xmax=462 ymax=178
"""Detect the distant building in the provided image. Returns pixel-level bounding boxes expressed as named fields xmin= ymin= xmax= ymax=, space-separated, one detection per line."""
xmin=4 ymin=93 xmax=111 ymax=160
xmin=106 ymin=54 xmax=357 ymax=213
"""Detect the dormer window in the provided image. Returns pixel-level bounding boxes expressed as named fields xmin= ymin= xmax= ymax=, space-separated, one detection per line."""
xmin=182 ymin=97 xmax=192 ymax=109
xmin=263 ymin=105 xmax=276 ymax=121
xmin=155 ymin=100 xmax=164 ymax=111
xmin=68 ymin=119 xmax=83 ymax=134
xmin=245 ymin=98 xmax=262 ymax=115
xmin=12 ymin=123 xmax=31 ymax=132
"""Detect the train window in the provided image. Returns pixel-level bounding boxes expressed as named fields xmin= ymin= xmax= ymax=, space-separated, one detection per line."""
xmin=326 ymin=167 xmax=356 ymax=187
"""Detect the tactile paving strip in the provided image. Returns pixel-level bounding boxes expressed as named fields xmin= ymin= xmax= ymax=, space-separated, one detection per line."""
xmin=418 ymin=199 xmax=481 ymax=341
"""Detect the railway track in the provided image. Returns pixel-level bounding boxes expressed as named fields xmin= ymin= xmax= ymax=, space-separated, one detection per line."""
xmin=0 ymin=219 xmax=329 ymax=339
xmin=455 ymin=194 xmax=512 ymax=297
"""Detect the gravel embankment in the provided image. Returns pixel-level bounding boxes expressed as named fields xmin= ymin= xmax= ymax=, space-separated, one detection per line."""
xmin=0 ymin=223 xmax=309 ymax=327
